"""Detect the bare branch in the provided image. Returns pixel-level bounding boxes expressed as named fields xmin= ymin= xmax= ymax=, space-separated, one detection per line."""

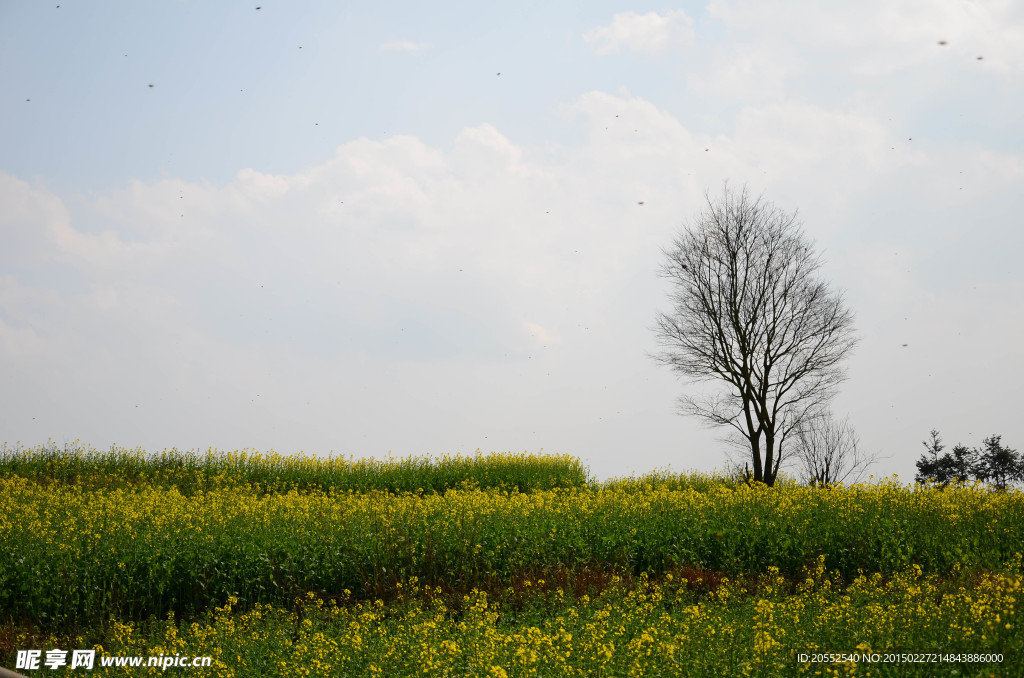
xmin=651 ymin=183 xmax=859 ymax=485
xmin=793 ymin=412 xmax=879 ymax=486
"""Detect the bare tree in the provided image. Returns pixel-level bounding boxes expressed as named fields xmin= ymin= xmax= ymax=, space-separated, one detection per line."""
xmin=651 ymin=184 xmax=858 ymax=486
xmin=794 ymin=412 xmax=877 ymax=486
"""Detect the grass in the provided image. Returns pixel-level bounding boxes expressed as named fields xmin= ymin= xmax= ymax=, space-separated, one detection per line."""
xmin=1 ymin=443 xmax=1019 ymax=676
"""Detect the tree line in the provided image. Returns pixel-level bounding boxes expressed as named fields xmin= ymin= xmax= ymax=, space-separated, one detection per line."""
xmin=915 ymin=430 xmax=1022 ymax=490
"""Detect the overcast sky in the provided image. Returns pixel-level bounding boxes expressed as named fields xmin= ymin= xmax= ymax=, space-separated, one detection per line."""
xmin=2 ymin=1 xmax=1022 ymax=482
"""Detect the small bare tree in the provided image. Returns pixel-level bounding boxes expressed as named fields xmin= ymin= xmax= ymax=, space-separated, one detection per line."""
xmin=793 ymin=412 xmax=877 ymax=486
xmin=651 ymin=184 xmax=858 ymax=486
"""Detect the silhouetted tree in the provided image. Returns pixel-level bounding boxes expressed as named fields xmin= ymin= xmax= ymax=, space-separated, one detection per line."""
xmin=915 ymin=431 xmax=1022 ymax=490
xmin=915 ymin=429 xmax=946 ymax=483
xmin=651 ymin=184 xmax=858 ymax=486
xmin=974 ymin=435 xmax=1023 ymax=491
xmin=947 ymin=444 xmax=980 ymax=484
xmin=793 ymin=412 xmax=877 ymax=486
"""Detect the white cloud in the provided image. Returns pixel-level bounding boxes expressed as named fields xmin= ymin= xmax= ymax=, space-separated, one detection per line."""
xmin=583 ymin=10 xmax=695 ymax=58
xmin=0 ymin=92 xmax=710 ymax=473
xmin=525 ymin=322 xmax=559 ymax=345
xmin=704 ymin=0 xmax=1024 ymax=76
xmin=0 ymin=173 xmax=71 ymax=268
xmin=2 ymin=82 xmax=1021 ymax=480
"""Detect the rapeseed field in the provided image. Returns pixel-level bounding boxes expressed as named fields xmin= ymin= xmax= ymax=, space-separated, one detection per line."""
xmin=1 ymin=442 xmax=1019 ymax=676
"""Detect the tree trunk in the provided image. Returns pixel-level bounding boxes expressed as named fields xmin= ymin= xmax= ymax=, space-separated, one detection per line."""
xmin=763 ymin=430 xmax=776 ymax=486
xmin=751 ymin=434 xmax=763 ymax=483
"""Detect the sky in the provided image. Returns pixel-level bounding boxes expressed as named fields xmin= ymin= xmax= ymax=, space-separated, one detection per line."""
xmin=2 ymin=1 xmax=1022 ymax=483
